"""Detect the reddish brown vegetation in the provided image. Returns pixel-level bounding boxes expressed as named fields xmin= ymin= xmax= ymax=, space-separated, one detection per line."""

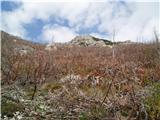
xmin=2 ymin=43 xmax=160 ymax=85
xmin=1 ymin=42 xmax=160 ymax=119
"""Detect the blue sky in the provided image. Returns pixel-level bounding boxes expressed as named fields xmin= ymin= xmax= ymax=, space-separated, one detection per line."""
xmin=2 ymin=1 xmax=21 ymax=11
xmin=1 ymin=0 xmax=160 ymax=43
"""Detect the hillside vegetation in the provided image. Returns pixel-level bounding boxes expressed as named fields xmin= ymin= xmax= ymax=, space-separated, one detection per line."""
xmin=1 ymin=31 xmax=160 ymax=120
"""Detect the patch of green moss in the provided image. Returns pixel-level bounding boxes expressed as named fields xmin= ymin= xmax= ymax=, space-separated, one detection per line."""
xmin=79 ymin=105 xmax=107 ymax=120
xmin=79 ymin=112 xmax=89 ymax=120
xmin=42 ymin=82 xmax=62 ymax=92
xmin=1 ymin=97 xmax=24 ymax=117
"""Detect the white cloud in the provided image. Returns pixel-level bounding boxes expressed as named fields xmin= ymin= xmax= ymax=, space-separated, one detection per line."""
xmin=1 ymin=11 xmax=27 ymax=37
xmin=90 ymin=32 xmax=109 ymax=40
xmin=1 ymin=1 xmax=159 ymax=42
xmin=1 ymin=2 xmax=58 ymax=37
xmin=115 ymin=2 xmax=160 ymax=42
xmin=41 ymin=24 xmax=77 ymax=43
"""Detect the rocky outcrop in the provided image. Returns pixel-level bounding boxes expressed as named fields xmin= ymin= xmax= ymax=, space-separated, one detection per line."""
xmin=69 ymin=35 xmax=112 ymax=47
xmin=14 ymin=44 xmax=35 ymax=55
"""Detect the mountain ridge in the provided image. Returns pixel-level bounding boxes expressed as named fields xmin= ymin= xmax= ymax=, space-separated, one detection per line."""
xmin=1 ymin=30 xmax=134 ymax=53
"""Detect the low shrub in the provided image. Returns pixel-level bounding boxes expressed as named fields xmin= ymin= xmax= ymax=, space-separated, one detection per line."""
xmin=144 ymin=83 xmax=160 ymax=119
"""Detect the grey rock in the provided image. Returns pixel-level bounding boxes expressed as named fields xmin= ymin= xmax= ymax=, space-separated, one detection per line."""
xmin=69 ymin=35 xmax=112 ymax=47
